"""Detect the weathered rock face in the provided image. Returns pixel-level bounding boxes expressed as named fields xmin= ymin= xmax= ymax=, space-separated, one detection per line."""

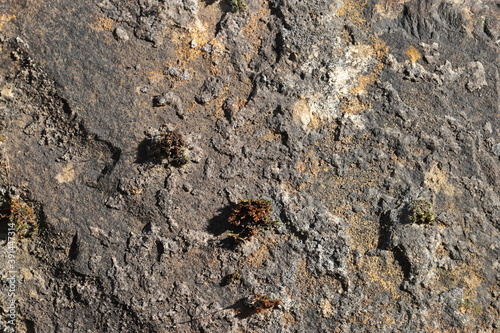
xmin=0 ymin=0 xmax=498 ymax=332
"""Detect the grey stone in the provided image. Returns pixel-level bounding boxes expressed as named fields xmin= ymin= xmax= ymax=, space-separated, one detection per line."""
xmin=0 ymin=0 xmax=498 ymax=332
xmin=195 ymin=76 xmax=224 ymax=104
xmin=113 ymin=26 xmax=129 ymax=41
xmin=493 ymin=143 xmax=500 ymax=156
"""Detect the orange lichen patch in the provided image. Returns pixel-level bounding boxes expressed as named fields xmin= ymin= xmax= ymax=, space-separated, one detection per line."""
xmin=169 ymin=27 xmax=211 ymax=67
xmin=169 ymin=3 xmax=224 ymax=65
xmin=424 ymin=163 xmax=460 ymax=197
xmin=246 ymin=244 xmax=270 ymax=268
xmin=434 ymin=263 xmax=484 ymax=297
xmin=341 ymin=254 xmax=406 ymax=329
xmin=335 ymin=2 xmax=390 ymax=116
xmin=320 ymin=298 xmax=335 ymax=318
xmin=172 ymin=32 xmax=201 ymax=64
xmin=339 ymin=97 xmax=369 ymax=115
xmin=296 ymin=149 xmax=323 ymax=177
xmin=209 ymin=37 xmax=228 ymax=55
xmin=345 ymin=304 xmax=399 ymax=330
xmin=281 ymin=311 xmax=299 ymax=326
xmin=405 ymin=45 xmax=421 ymax=63
xmin=435 ymin=244 xmax=449 ymax=260
xmin=293 ymin=260 xmax=317 ymax=304
xmin=292 ymin=98 xmax=320 ymax=130
xmin=169 ymin=27 xmax=253 ymax=116
xmin=0 ymin=14 xmax=15 ymax=31
xmin=89 ymin=16 xmax=114 ymax=32
xmin=217 ymin=77 xmax=253 ymax=117
xmin=164 ymin=3 xmax=263 ymax=118
xmin=279 ymin=182 xmax=300 ymax=198
xmin=291 ymin=259 xmax=345 ymax=319
xmin=309 ymin=114 xmax=320 ymax=129
xmin=309 ymin=134 xmax=388 ymax=252
xmin=294 ymin=259 xmax=315 ymax=299
xmin=210 ymin=62 xmax=222 ymax=77
xmin=355 ymin=254 xmax=404 ymax=296
xmin=146 ymin=71 xmax=166 ymax=86
xmin=241 ymin=3 xmax=271 ymax=63
xmin=260 ymin=130 xmax=281 ymax=142
xmin=342 ymin=39 xmax=388 ymax=114
xmin=298 ymin=259 xmax=345 ymax=295
xmin=336 ymin=0 xmax=368 ymax=27
xmin=430 ymin=262 xmax=488 ymax=328
xmin=346 ymin=212 xmax=380 ymax=251
xmin=167 ymin=2 xmax=222 ymax=64
xmin=350 ymin=64 xmax=383 ymax=95
xmin=353 ymin=38 xmax=387 ymax=92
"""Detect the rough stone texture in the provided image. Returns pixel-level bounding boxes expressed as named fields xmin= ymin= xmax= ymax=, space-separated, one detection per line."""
xmin=0 ymin=0 xmax=498 ymax=332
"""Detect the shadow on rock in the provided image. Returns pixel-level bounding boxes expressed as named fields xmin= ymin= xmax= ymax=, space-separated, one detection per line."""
xmin=377 ymin=210 xmax=392 ymax=250
xmin=200 ymin=0 xmax=218 ymax=5
xmin=228 ymin=295 xmax=282 ymax=319
xmin=135 ymin=138 xmax=152 ymax=164
xmin=228 ymin=298 xmax=256 ymax=319
xmin=207 ymin=203 xmax=243 ymax=249
xmin=207 ymin=204 xmax=237 ymax=236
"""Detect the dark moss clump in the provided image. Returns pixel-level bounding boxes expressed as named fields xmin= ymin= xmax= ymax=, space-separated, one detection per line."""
xmin=149 ymin=130 xmax=189 ymax=167
xmin=244 ymin=294 xmax=281 ymax=314
xmin=232 ymin=294 xmax=282 ymax=318
xmin=227 ymin=199 xmax=278 ymax=243
xmin=409 ymin=199 xmax=435 ymax=224
xmin=230 ymin=0 xmax=247 ymax=13
xmin=221 ymin=272 xmax=241 ymax=286
xmin=1 ymin=197 xmax=38 ymax=238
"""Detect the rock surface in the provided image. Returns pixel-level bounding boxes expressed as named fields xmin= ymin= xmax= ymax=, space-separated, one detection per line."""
xmin=0 ymin=0 xmax=498 ymax=332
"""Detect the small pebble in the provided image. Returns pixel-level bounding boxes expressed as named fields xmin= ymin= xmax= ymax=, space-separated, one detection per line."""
xmin=492 ymin=143 xmax=500 ymax=156
xmin=114 ymin=26 xmax=129 ymax=41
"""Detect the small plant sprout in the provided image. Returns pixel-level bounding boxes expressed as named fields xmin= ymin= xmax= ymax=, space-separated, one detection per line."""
xmin=227 ymin=199 xmax=280 ymax=243
xmin=1 ymin=197 xmax=38 ymax=238
xmin=409 ymin=199 xmax=435 ymax=224
xmin=223 ymin=272 xmax=242 ymax=286
xmin=226 ymin=231 xmax=255 ymax=243
xmin=230 ymin=0 xmax=247 ymax=13
xmin=457 ymin=298 xmax=483 ymax=315
xmin=149 ymin=130 xmax=189 ymax=167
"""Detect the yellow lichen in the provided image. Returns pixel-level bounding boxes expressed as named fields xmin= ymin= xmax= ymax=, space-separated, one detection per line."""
xmin=336 ymin=0 xmax=368 ymax=27
xmin=320 ymin=298 xmax=334 ymax=318
xmin=89 ymin=16 xmax=114 ymax=32
xmin=0 ymin=14 xmax=15 ymax=31
xmin=405 ymin=45 xmax=421 ymax=63
xmin=424 ymin=163 xmax=460 ymax=197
